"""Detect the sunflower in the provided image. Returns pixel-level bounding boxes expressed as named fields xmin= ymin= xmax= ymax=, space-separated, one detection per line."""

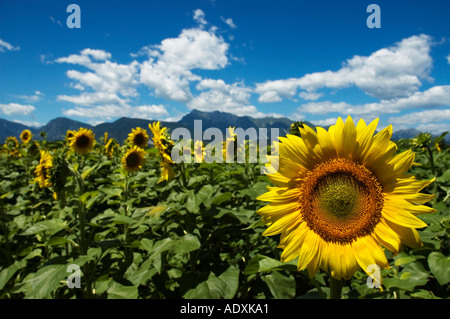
xmin=257 ymin=116 xmax=435 ymax=282
xmin=104 ymin=138 xmax=117 ymax=158
xmin=34 ymin=150 xmax=53 ymax=188
xmin=68 ymin=128 xmax=95 ymax=155
xmin=159 ymin=153 xmax=175 ymax=183
xmin=149 ymin=121 xmax=175 ymax=182
xmin=122 ymin=146 xmax=146 ymax=172
xmin=3 ymin=136 xmax=20 ymax=157
xmin=149 ymin=121 xmax=170 ymax=150
xmin=20 ymin=129 xmax=32 ymax=144
xmin=127 ymin=127 xmax=149 ymax=149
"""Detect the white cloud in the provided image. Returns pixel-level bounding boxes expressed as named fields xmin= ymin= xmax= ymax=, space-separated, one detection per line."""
xmin=12 ymin=119 xmax=42 ymax=128
xmin=255 ymin=78 xmax=302 ymax=102
xmin=0 ymin=39 xmax=20 ymax=52
xmin=256 ymin=34 xmax=433 ymax=102
xmin=193 ymin=9 xmax=207 ymax=26
xmin=56 ymin=49 xmax=140 ymax=114
xmin=447 ymin=54 xmax=450 ymax=64
xmin=139 ymin=27 xmax=229 ymax=102
xmin=296 ymin=85 xmax=450 ymax=118
xmin=312 ymin=117 xmax=339 ymax=127
xmin=299 ymin=91 xmax=322 ymax=101
xmin=221 ymin=16 xmax=237 ymax=29
xmin=0 ymin=103 xmax=35 ymax=115
xmin=12 ymin=91 xmax=44 ymax=103
xmin=189 ymin=79 xmax=253 ymax=114
xmin=188 ymin=79 xmax=283 ymax=118
xmin=63 ymin=104 xmax=168 ymax=121
xmin=388 ymin=109 xmax=450 ymax=125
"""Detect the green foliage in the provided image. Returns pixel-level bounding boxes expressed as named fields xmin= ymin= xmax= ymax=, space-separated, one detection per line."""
xmin=0 ymin=131 xmax=449 ymax=299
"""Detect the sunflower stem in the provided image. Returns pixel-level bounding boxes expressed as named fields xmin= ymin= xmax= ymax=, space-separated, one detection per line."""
xmin=329 ymin=277 xmax=343 ymax=299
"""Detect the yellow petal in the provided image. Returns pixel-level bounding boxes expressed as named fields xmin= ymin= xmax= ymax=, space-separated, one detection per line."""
xmin=384 ymin=219 xmax=423 ymax=249
xmin=263 ymin=210 xmax=301 ymax=236
xmin=382 ymin=205 xmax=428 ymax=229
xmin=257 ymin=187 xmax=300 ymax=203
xmin=280 ymin=222 xmax=309 ymax=262
xmin=373 ymin=218 xmax=402 ymax=254
xmin=296 ymin=229 xmax=319 ymax=271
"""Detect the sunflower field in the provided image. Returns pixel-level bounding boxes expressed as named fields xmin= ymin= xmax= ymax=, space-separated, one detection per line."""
xmin=0 ymin=119 xmax=449 ymax=300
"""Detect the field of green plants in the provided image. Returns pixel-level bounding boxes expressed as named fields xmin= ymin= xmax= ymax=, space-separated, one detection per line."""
xmin=0 ymin=124 xmax=449 ymax=299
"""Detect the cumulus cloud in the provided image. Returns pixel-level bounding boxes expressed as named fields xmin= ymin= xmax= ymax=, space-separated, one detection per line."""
xmin=187 ymin=79 xmax=283 ymax=118
xmin=188 ymin=79 xmax=253 ymax=114
xmin=0 ymin=39 xmax=20 ymax=52
xmin=55 ymin=48 xmax=172 ymax=121
xmin=139 ymin=26 xmax=229 ymax=102
xmin=56 ymin=48 xmax=140 ymax=111
xmin=256 ymin=34 xmax=433 ymax=102
xmin=0 ymin=103 xmax=35 ymax=115
xmin=256 ymin=78 xmax=302 ymax=102
xmin=388 ymin=109 xmax=450 ymax=125
xmin=295 ymin=85 xmax=450 ymax=118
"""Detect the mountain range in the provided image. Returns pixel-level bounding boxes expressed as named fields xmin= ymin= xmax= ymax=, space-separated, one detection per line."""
xmin=0 ymin=110 xmax=299 ymax=144
xmin=0 ymin=109 xmax=444 ymax=144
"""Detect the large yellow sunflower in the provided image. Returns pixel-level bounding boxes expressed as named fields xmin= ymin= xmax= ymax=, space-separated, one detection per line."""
xmin=68 ymin=128 xmax=95 ymax=155
xmin=127 ymin=127 xmax=149 ymax=149
xmin=122 ymin=146 xmax=146 ymax=172
xmin=34 ymin=150 xmax=53 ymax=188
xmin=20 ymin=129 xmax=32 ymax=144
xmin=257 ymin=116 xmax=435 ymax=281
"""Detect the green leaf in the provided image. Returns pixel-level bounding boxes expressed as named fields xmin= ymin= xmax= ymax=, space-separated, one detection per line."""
xmin=394 ymin=256 xmax=417 ymax=266
xmin=21 ymin=219 xmax=68 ymax=236
xmin=27 ymin=264 xmax=69 ymax=298
xmin=182 ymin=267 xmax=237 ymax=299
xmin=0 ymin=260 xmax=26 ymax=290
xmin=242 ymin=218 xmax=265 ymax=230
xmin=125 ymin=258 xmax=158 ymax=286
xmin=428 ymin=252 xmax=450 ymax=285
xmin=183 ymin=273 xmax=225 ymax=299
xmin=196 ymin=184 xmax=214 ymax=209
xmin=173 ymin=234 xmax=201 ymax=254
xmin=383 ymin=262 xmax=429 ymax=292
xmin=262 ymin=271 xmax=296 ymax=299
xmin=244 ymin=254 xmax=297 ymax=275
xmin=46 ymin=236 xmax=78 ymax=247
xmin=211 ymin=191 xmax=232 ymax=205
xmin=410 ymin=289 xmax=441 ymax=299
xmin=107 ymin=281 xmax=138 ymax=299
xmin=217 ymin=266 xmax=239 ymax=299
xmin=81 ymin=163 xmax=98 ymax=180
xmin=186 ymin=192 xmax=197 ymax=213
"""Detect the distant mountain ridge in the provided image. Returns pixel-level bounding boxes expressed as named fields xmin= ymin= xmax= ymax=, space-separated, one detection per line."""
xmin=0 ymin=110 xmax=299 ymax=143
xmin=0 ymin=110 xmax=447 ymax=143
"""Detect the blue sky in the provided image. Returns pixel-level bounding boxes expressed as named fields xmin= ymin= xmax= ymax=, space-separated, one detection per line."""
xmin=1 ymin=0 xmax=450 ymax=133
